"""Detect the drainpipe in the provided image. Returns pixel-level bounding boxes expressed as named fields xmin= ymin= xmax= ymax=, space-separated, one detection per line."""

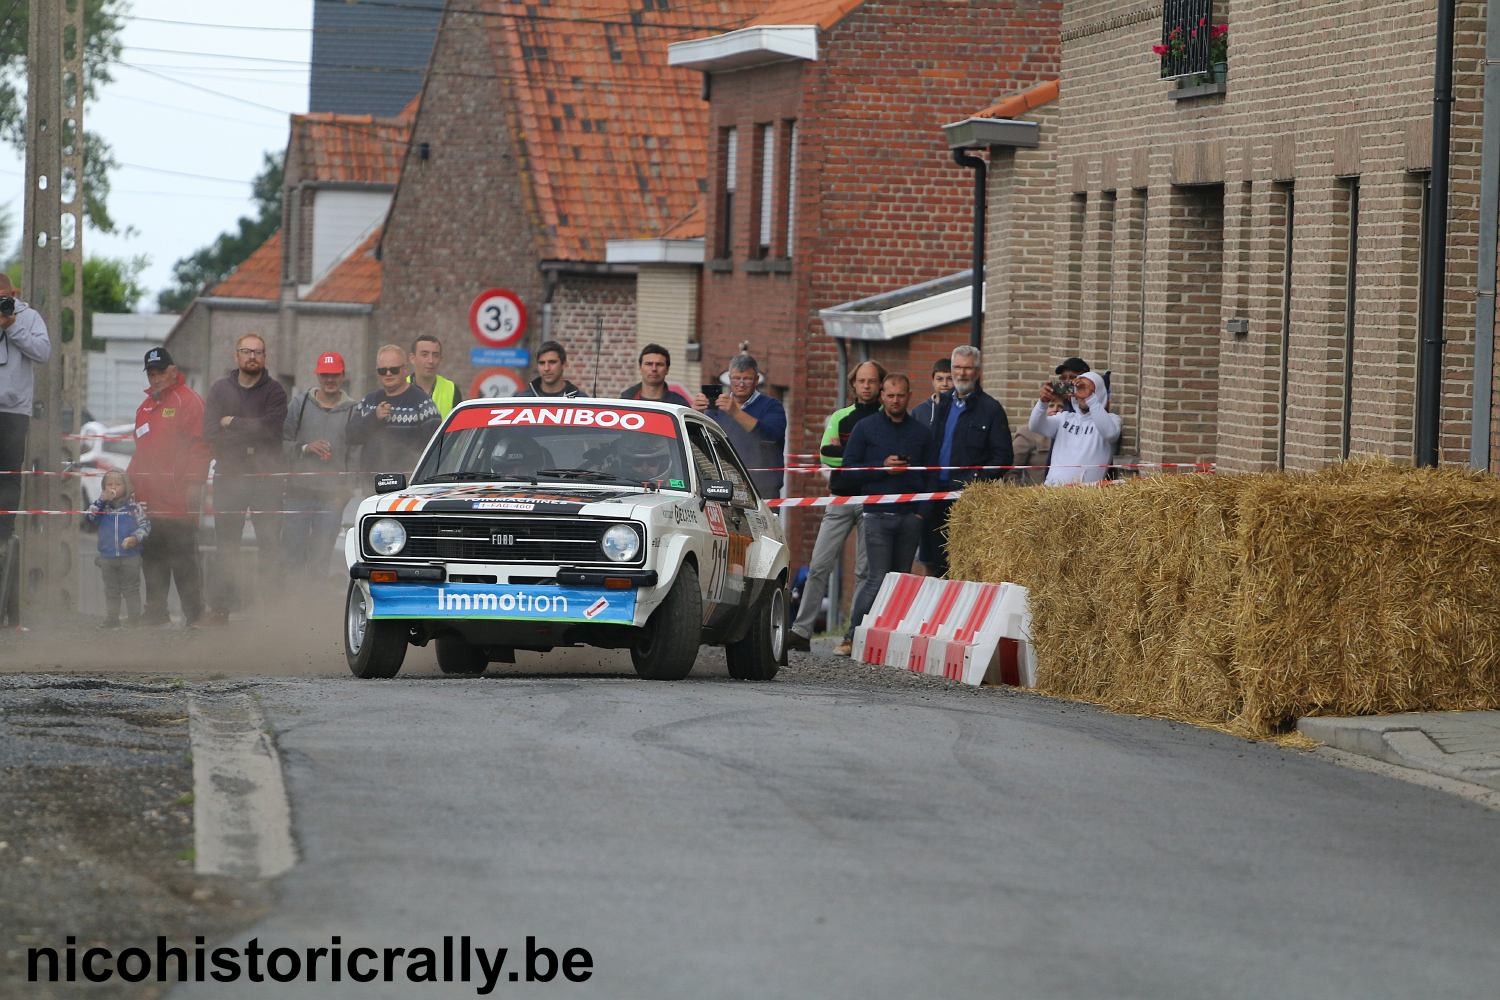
xmin=1471 ymin=0 xmax=1500 ymax=470
xmin=952 ymin=148 xmax=986 ymax=350
xmin=1418 ymin=0 xmax=1457 ymax=466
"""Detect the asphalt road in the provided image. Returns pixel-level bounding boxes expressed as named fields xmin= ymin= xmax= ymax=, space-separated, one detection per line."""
xmin=153 ymin=653 xmax=1500 ymax=1000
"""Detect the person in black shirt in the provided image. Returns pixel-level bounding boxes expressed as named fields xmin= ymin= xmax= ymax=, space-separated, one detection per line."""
xmin=619 ymin=343 xmax=690 ymax=405
xmin=349 ymin=344 xmax=441 ymax=474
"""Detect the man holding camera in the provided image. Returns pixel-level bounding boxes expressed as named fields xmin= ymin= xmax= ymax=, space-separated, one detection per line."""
xmin=0 ymin=274 xmax=49 ymax=626
xmin=925 ymin=346 xmax=1012 ymax=577
xmin=692 ymin=352 xmax=786 ymax=499
xmin=786 ymin=360 xmax=884 ymax=653
xmin=838 ymin=373 xmax=936 ymax=652
xmin=1029 ymin=359 xmax=1121 ymax=485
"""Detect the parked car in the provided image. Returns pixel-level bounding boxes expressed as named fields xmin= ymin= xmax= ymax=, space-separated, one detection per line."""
xmin=342 ymin=398 xmax=790 ymax=681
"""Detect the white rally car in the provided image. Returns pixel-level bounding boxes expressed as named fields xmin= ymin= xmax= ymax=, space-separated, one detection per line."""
xmin=343 ymin=398 xmax=789 ymax=681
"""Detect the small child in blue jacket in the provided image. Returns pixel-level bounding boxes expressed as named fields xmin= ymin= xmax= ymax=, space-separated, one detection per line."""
xmin=85 ymin=469 xmax=152 ymax=627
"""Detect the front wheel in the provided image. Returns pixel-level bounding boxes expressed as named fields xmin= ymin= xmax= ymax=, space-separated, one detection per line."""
xmin=726 ymin=580 xmax=787 ymax=681
xmin=436 ymin=637 xmax=488 ymax=675
xmin=344 ymin=582 xmax=407 ymax=679
xmin=631 ymin=562 xmax=702 ymax=681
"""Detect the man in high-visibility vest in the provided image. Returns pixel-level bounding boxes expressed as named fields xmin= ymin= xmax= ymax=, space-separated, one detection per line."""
xmin=408 ymin=333 xmax=463 ymax=417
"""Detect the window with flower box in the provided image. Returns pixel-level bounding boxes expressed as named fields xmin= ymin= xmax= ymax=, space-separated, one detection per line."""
xmin=1157 ymin=0 xmax=1214 ymax=80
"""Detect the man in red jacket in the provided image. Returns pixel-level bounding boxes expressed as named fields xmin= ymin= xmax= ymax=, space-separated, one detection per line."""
xmin=128 ymin=347 xmax=211 ymax=626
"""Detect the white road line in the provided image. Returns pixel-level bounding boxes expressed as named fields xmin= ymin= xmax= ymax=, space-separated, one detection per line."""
xmin=187 ymin=692 xmax=298 ymax=879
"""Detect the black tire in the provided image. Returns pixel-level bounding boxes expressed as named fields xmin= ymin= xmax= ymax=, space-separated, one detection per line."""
xmin=344 ymin=581 xmax=407 ymax=679
xmin=631 ymin=562 xmax=702 ymax=681
xmin=726 ymin=580 xmax=787 ymax=681
xmin=436 ymin=637 xmax=488 ymax=675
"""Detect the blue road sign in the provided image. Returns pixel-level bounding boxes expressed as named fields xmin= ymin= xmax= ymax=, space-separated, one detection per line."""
xmin=470 ymin=347 xmax=531 ymax=368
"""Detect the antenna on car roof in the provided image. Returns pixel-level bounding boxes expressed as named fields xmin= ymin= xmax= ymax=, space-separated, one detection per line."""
xmin=591 ymin=315 xmax=603 ymax=397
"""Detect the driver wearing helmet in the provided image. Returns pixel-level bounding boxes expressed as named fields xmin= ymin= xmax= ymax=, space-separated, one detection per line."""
xmin=485 ymin=433 xmax=551 ymax=479
xmin=614 ymin=433 xmax=673 ymax=482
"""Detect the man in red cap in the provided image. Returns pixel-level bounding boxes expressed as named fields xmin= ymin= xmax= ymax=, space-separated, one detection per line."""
xmin=281 ymin=351 xmax=357 ymax=578
xmin=129 ymin=347 xmax=211 ymax=626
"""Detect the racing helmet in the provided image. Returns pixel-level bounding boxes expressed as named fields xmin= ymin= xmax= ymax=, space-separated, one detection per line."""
xmin=486 ymin=433 xmax=543 ymax=477
xmin=617 ymin=433 xmax=673 ymax=481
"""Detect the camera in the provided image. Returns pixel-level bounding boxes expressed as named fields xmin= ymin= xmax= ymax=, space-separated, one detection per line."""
xmin=0 ymin=296 xmax=15 ymax=318
xmin=700 ymin=383 xmax=723 ymax=404
xmin=1046 ymin=378 xmax=1075 ymax=400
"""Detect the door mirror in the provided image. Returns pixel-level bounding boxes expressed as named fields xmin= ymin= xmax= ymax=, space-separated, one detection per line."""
xmin=702 ymin=479 xmax=734 ymax=503
xmin=374 ymin=473 xmax=407 ymax=495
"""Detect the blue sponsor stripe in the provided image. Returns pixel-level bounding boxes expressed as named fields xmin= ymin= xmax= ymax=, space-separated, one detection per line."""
xmin=369 ymin=583 xmax=635 ymax=623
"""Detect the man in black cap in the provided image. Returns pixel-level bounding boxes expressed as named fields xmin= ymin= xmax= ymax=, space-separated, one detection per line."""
xmin=128 ymin=347 xmax=211 ymax=626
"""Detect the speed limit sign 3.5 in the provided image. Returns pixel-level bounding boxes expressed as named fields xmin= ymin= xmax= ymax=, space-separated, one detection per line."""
xmin=468 ymin=288 xmax=527 ymax=348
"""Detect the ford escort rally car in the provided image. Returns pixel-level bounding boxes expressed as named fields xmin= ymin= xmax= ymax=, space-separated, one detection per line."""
xmin=343 ymin=398 xmax=789 ymax=681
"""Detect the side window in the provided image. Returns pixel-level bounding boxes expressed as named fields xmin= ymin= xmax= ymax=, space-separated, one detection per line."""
xmin=709 ymin=436 xmax=759 ymax=507
xmin=685 ymin=424 xmax=721 ymax=488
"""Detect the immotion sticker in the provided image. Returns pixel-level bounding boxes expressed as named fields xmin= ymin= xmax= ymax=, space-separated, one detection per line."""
xmin=444 ymin=404 xmax=679 ymax=438
xmin=369 ymin=583 xmax=636 ymax=624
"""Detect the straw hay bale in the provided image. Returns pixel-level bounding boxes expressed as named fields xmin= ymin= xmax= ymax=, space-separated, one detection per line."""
xmin=946 ymin=462 xmax=1500 ymax=737
xmin=1230 ymin=461 xmax=1500 ymax=734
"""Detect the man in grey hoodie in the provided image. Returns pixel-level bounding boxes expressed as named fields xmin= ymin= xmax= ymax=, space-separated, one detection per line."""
xmin=0 ymin=274 xmax=50 ymax=628
xmin=282 ymin=351 xmax=357 ymax=577
xmin=0 ymin=274 xmax=50 ymax=549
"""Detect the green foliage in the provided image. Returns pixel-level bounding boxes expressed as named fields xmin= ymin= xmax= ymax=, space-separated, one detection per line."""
xmin=0 ymin=1 xmax=127 ymax=233
xmin=12 ymin=255 xmax=147 ymax=349
xmin=156 ymin=152 xmax=284 ymax=314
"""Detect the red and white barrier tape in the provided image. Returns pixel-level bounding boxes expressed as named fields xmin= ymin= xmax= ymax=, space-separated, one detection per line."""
xmin=750 ymin=461 xmax=1218 ymax=473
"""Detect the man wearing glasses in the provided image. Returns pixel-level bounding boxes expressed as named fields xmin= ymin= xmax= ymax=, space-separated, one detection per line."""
xmin=692 ymin=352 xmax=786 ymax=499
xmin=203 ymin=333 xmax=289 ymax=624
xmin=349 ymin=344 xmax=441 ymax=477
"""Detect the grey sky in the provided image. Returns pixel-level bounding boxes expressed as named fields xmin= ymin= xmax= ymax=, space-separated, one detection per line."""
xmin=2 ymin=0 xmax=313 ymax=310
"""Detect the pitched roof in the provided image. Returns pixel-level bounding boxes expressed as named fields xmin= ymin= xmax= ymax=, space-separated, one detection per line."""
xmin=209 ymin=230 xmax=282 ymax=300
xmin=305 ymin=227 xmax=384 ymax=304
xmin=750 ymin=0 xmax=865 ymax=29
xmin=289 ymin=111 xmax=410 ymax=185
xmin=475 ymin=0 xmax=764 ymax=261
xmin=660 ymin=203 xmax=704 ymax=240
xmin=973 ymin=79 xmax=1060 ymax=120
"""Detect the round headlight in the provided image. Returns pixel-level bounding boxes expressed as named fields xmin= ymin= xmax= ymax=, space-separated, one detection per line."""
xmin=368 ymin=517 xmax=408 ymax=556
xmin=601 ymin=524 xmax=641 ymax=563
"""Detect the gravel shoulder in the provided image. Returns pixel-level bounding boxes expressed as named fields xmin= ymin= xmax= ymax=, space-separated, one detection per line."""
xmin=0 ymin=678 xmax=271 ymax=1000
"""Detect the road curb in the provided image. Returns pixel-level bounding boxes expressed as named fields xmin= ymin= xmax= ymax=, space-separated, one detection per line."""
xmin=1298 ymin=715 xmax=1500 ymax=793
xmin=187 ymin=691 xmax=298 ymax=879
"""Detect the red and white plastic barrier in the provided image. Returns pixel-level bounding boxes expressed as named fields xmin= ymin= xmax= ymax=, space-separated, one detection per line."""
xmin=850 ymin=572 xmax=1035 ymax=688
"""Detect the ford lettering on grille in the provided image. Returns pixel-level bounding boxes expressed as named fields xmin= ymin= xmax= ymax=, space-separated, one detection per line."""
xmin=491 ymin=531 xmax=516 ymax=547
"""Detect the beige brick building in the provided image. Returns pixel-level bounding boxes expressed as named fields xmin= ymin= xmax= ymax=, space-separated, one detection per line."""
xmin=977 ymin=1 xmax=1494 ymax=473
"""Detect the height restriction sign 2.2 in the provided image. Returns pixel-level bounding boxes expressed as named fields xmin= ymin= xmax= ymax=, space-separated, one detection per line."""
xmin=468 ymin=288 xmax=527 ymax=348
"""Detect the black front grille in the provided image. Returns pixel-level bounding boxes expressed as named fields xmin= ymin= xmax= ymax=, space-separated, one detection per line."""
xmin=367 ymin=515 xmax=642 ymax=566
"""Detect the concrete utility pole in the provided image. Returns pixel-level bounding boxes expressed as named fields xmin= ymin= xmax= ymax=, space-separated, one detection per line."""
xmin=20 ymin=0 xmax=88 ymax=624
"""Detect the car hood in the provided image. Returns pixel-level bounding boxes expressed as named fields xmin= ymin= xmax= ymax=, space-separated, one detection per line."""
xmin=365 ymin=482 xmax=687 ymax=517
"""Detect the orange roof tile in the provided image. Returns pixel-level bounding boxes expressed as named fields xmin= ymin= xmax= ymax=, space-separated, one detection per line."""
xmin=750 ymin=0 xmax=864 ymax=29
xmin=209 ymin=230 xmax=282 ymax=300
xmin=660 ymin=203 xmax=704 ymax=240
xmin=476 ymin=0 xmax=764 ymax=261
xmin=290 ymin=111 xmax=410 ymax=185
xmin=973 ymin=79 xmax=1060 ymax=120
xmin=306 ymin=227 xmax=383 ymax=304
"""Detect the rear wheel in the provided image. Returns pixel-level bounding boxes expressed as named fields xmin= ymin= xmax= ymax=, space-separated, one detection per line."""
xmin=436 ymin=637 xmax=488 ymax=675
xmin=726 ymin=580 xmax=787 ymax=681
xmin=344 ymin=582 xmax=407 ymax=679
xmin=631 ymin=562 xmax=702 ymax=681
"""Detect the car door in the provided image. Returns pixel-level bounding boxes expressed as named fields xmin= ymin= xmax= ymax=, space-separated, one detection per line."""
xmin=701 ymin=426 xmax=760 ymax=626
xmin=684 ymin=423 xmax=736 ymax=628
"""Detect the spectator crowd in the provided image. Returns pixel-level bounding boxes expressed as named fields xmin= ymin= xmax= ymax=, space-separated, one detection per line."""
xmin=0 ymin=278 xmax=1120 ymax=639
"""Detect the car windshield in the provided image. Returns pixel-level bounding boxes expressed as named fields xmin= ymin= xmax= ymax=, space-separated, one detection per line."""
xmin=413 ymin=403 xmax=692 ymax=490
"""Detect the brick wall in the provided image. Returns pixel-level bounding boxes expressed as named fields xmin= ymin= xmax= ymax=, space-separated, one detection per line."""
xmin=545 ymin=274 xmax=639 ymax=396
xmin=373 ymin=6 xmax=545 ymax=398
xmin=1054 ymin=0 xmax=1486 ymax=471
xmin=699 ymin=0 xmax=1062 ymax=565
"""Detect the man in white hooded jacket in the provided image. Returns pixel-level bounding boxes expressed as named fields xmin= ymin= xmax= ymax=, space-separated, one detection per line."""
xmin=1028 ymin=370 xmax=1121 ymax=485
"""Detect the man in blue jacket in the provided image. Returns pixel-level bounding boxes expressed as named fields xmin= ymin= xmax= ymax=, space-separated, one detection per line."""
xmin=925 ymin=346 xmax=1013 ymax=577
xmin=836 ymin=373 xmax=936 ymax=653
xmin=692 ymin=352 xmax=786 ymax=499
